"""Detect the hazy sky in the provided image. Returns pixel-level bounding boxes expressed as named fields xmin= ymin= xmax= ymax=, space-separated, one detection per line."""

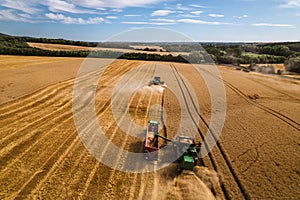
xmin=0 ymin=0 xmax=299 ymax=42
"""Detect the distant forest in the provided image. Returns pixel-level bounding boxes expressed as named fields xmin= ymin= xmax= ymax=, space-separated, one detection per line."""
xmin=0 ymin=33 xmax=300 ymax=73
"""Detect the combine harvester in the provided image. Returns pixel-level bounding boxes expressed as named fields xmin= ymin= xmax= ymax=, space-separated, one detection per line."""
xmin=149 ymin=76 xmax=164 ymax=86
xmin=144 ymin=120 xmax=200 ymax=171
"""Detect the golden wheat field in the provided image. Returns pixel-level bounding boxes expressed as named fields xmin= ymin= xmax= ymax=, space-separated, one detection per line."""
xmin=0 ymin=55 xmax=299 ymax=199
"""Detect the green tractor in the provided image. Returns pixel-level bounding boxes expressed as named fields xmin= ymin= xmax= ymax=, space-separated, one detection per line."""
xmin=156 ymin=134 xmax=200 ymax=171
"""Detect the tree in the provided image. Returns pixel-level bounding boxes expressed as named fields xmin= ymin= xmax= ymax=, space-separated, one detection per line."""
xmin=285 ymin=57 xmax=300 ymax=73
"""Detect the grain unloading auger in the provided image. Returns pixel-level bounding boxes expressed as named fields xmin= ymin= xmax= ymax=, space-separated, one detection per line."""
xmin=144 ymin=120 xmax=200 ymax=171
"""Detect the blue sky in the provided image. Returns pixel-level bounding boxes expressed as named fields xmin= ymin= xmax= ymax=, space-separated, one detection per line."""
xmin=0 ymin=0 xmax=299 ymax=42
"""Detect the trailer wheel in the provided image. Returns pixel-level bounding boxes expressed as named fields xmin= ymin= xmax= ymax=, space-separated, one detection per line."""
xmin=144 ymin=150 xmax=151 ymax=160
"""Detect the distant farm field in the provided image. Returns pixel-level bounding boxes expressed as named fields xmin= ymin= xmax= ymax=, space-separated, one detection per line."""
xmin=28 ymin=42 xmax=188 ymax=56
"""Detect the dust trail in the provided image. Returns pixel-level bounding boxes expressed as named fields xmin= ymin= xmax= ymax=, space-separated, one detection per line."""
xmin=139 ymin=85 xmax=165 ymax=94
xmin=166 ymin=170 xmax=216 ymax=200
xmin=156 ymin=166 xmax=219 ymax=200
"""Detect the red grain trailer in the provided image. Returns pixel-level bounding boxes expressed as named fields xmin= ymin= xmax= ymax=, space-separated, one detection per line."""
xmin=144 ymin=120 xmax=159 ymax=160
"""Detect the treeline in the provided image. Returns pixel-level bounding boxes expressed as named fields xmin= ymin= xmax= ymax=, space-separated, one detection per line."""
xmin=24 ymin=37 xmax=133 ymax=49
xmin=161 ymin=42 xmax=300 ymax=65
xmin=0 ymin=35 xmax=123 ymax=57
xmin=0 ymin=35 xmax=191 ymax=63
xmin=244 ymin=44 xmax=299 ymax=57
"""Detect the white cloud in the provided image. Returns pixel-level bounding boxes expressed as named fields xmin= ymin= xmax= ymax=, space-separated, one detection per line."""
xmin=121 ymin=21 xmax=176 ymax=25
xmin=280 ymin=0 xmax=300 ymax=8
xmin=151 ymin=10 xmax=175 ymax=17
xmin=148 ymin=18 xmax=232 ymax=25
xmin=111 ymin=8 xmax=123 ymax=13
xmin=1 ymin=0 xmax=166 ymax=17
xmin=234 ymin=15 xmax=249 ymax=19
xmin=179 ymin=14 xmax=201 ymax=18
xmin=46 ymin=13 xmax=84 ymax=24
xmin=176 ymin=3 xmax=192 ymax=11
xmin=124 ymin=14 xmax=142 ymax=17
xmin=1 ymin=0 xmax=40 ymax=14
xmin=106 ymin=16 xmax=118 ymax=19
xmin=189 ymin=4 xmax=208 ymax=8
xmin=19 ymin=13 xmax=32 ymax=19
xmin=151 ymin=18 xmax=177 ymax=23
xmin=45 ymin=0 xmax=93 ymax=14
xmin=208 ymin=14 xmax=224 ymax=18
xmin=0 ymin=9 xmax=33 ymax=22
xmin=177 ymin=18 xmax=229 ymax=25
xmin=86 ymin=17 xmax=106 ymax=24
xmin=121 ymin=21 xmax=147 ymax=25
xmin=70 ymin=0 xmax=105 ymax=10
xmin=252 ymin=23 xmax=295 ymax=27
xmin=190 ymin=11 xmax=204 ymax=15
xmin=45 ymin=13 xmax=106 ymax=24
xmin=72 ymin=0 xmax=165 ymax=9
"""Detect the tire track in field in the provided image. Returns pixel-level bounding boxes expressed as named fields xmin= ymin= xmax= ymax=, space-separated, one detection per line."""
xmin=247 ymin=76 xmax=300 ymax=101
xmin=29 ymin=104 xmax=116 ymax=199
xmin=28 ymin=96 xmax=116 ymax=197
xmin=0 ymin=100 xmax=73 ymax=164
xmin=0 ymin=112 xmax=73 ymax=175
xmin=0 ymin=62 xmax=103 ymax=133
xmin=61 ymin=62 xmax=144 ymax=198
xmin=18 ymin=61 xmax=143 ymax=198
xmin=0 ymin=59 xmax=126 ymax=117
xmin=0 ymin=60 xmax=134 ymax=153
xmin=135 ymin=64 xmax=166 ymax=200
xmin=149 ymin=91 xmax=161 ymax=200
xmin=224 ymin=80 xmax=300 ymax=131
xmin=0 ymin=97 xmax=70 ymax=145
xmin=3 ymin=111 xmax=79 ymax=199
xmin=0 ymin=83 xmax=72 ymax=122
xmin=11 ymin=132 xmax=81 ymax=199
xmin=0 ymin=131 xmax=77 ymax=199
xmin=101 ymin=64 xmax=154 ymax=199
xmin=130 ymin=84 xmax=155 ymax=200
xmin=83 ymin=63 xmax=155 ymax=198
xmin=0 ymin=60 xmax=139 ymax=199
xmin=128 ymin=89 xmax=158 ymax=200
xmin=130 ymin=63 xmax=165 ymax=200
xmin=200 ymin=67 xmax=300 ymax=132
xmin=65 ymin=62 xmax=150 ymax=198
xmin=0 ymin=79 xmax=73 ymax=116
xmin=161 ymin=64 xmax=224 ymax=198
xmin=171 ymin=64 xmax=248 ymax=199
xmin=0 ymin=91 xmax=79 ymax=198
